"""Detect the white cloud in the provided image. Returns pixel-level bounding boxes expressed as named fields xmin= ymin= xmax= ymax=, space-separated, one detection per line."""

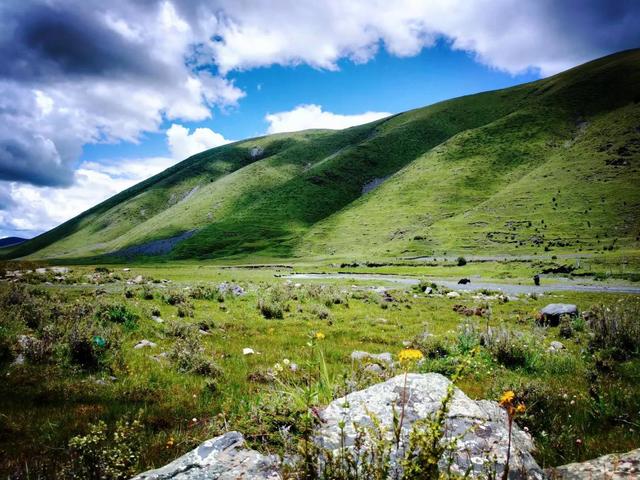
xmin=206 ymin=0 xmax=640 ymax=76
xmin=166 ymin=123 xmax=232 ymax=160
xmin=265 ymin=104 xmax=391 ymax=134
xmin=0 ymin=156 xmax=177 ymax=237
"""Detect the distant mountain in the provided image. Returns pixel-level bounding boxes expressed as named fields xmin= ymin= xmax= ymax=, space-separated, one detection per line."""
xmin=4 ymin=49 xmax=639 ymax=262
xmin=0 ymin=237 xmax=27 ymax=248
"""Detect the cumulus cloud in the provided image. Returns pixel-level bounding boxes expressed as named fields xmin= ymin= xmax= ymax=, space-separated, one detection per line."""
xmin=167 ymin=124 xmax=232 ymax=160
xmin=0 ymin=156 xmax=177 ymax=238
xmin=0 ymin=0 xmax=243 ymax=187
xmin=205 ymin=0 xmax=640 ymax=76
xmin=266 ymin=104 xmax=391 ymax=134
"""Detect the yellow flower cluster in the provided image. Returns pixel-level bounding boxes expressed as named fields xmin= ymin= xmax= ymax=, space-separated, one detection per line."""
xmin=499 ymin=390 xmax=526 ymax=417
xmin=315 ymin=332 xmax=326 ymax=340
xmin=398 ymin=348 xmax=424 ymax=365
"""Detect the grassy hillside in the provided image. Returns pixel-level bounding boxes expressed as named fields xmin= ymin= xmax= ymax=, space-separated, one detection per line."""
xmin=5 ymin=49 xmax=640 ymax=262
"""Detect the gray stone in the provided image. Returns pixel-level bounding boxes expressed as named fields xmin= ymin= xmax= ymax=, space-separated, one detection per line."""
xmin=218 ymin=282 xmax=246 ymax=297
xmin=447 ymin=291 xmax=461 ymax=298
xmin=130 ymin=431 xmax=281 ymax=479
xmin=316 ymin=373 xmax=543 ymax=479
xmin=538 ymin=304 xmax=578 ymax=326
xmin=548 ymin=341 xmax=566 ymax=352
xmin=363 ymin=363 xmax=384 ymax=375
xmin=134 ymin=339 xmax=157 ymax=349
xmin=546 ymin=448 xmax=640 ymax=479
xmin=350 ymin=350 xmax=393 ymax=365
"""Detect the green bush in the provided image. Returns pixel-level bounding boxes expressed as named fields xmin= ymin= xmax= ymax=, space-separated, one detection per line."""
xmin=169 ymin=333 xmax=221 ymax=377
xmin=62 ymin=413 xmax=144 ymax=480
xmin=258 ymin=297 xmax=284 ymax=319
xmin=588 ymin=301 xmax=640 ymax=360
xmin=66 ymin=320 xmax=121 ymax=371
xmin=97 ymin=304 xmax=138 ymax=330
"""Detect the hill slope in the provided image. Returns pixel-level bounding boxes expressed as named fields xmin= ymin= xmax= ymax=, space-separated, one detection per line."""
xmin=5 ymin=49 xmax=640 ymax=262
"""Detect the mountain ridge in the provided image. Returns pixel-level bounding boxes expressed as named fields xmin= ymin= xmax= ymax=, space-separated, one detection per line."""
xmin=4 ymin=48 xmax=640 ymax=262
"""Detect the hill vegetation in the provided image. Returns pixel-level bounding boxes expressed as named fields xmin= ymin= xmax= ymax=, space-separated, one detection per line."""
xmin=3 ymin=49 xmax=639 ymax=262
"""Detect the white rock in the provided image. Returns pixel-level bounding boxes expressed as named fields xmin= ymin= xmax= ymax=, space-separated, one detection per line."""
xmin=134 ymin=339 xmax=157 ymax=349
xmin=447 ymin=291 xmax=461 ymax=298
xmin=243 ymin=348 xmax=256 ymax=355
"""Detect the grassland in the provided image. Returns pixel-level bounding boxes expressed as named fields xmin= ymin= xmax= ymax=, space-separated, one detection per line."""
xmin=2 ymin=49 xmax=639 ymax=263
xmin=1 ymin=262 xmax=639 ymax=478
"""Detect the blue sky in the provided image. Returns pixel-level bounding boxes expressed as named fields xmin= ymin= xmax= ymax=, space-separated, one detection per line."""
xmin=83 ymin=42 xmax=539 ymax=164
xmin=0 ymin=0 xmax=638 ymax=238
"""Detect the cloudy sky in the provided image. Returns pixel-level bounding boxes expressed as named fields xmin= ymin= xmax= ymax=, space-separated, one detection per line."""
xmin=1 ymin=0 xmax=639 ymax=239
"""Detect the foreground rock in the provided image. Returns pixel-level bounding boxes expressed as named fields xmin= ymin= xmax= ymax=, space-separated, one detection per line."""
xmin=537 ymin=304 xmax=578 ymax=326
xmin=131 ymin=431 xmax=281 ymax=479
xmin=316 ymin=373 xmax=543 ymax=479
xmin=547 ymin=448 xmax=640 ymax=479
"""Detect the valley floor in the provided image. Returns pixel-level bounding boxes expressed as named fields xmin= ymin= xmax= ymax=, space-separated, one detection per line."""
xmin=0 ymin=256 xmax=639 ymax=478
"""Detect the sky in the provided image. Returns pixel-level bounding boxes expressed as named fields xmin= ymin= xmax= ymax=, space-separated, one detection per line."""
xmin=1 ymin=0 xmax=639 ymax=239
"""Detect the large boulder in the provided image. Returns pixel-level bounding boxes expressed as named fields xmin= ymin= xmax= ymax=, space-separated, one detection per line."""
xmin=316 ymin=373 xmax=543 ymax=479
xmin=131 ymin=432 xmax=281 ymax=480
xmin=537 ymin=304 xmax=578 ymax=326
xmin=546 ymin=448 xmax=640 ymax=479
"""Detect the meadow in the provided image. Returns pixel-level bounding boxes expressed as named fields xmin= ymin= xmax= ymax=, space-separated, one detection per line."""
xmin=1 ymin=260 xmax=639 ymax=478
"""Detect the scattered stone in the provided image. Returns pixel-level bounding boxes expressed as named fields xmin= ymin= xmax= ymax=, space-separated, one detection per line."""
xmin=129 ymin=275 xmax=144 ymax=285
xmin=11 ymin=353 xmax=25 ymax=366
xmin=131 ymin=431 xmax=281 ymax=480
xmin=243 ymin=348 xmax=256 ymax=355
xmin=537 ymin=304 xmax=578 ymax=326
xmin=363 ymin=363 xmax=384 ymax=375
xmin=218 ymin=282 xmax=246 ymax=296
xmin=152 ymin=316 xmax=164 ymax=324
xmin=123 ymin=268 xmax=131 ymax=272
xmin=350 ymin=350 xmax=393 ymax=365
xmin=548 ymin=341 xmax=566 ymax=353
xmin=316 ymin=373 xmax=543 ymax=479
xmin=424 ymin=286 xmax=433 ymax=295
xmin=547 ymin=447 xmax=640 ymax=479
xmin=51 ymin=266 xmax=69 ymax=274
xmin=134 ymin=339 xmax=157 ymax=349
xmin=446 ymin=291 xmax=461 ymax=298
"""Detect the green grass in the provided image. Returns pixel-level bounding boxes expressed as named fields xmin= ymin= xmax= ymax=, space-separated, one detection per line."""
xmin=1 ymin=264 xmax=639 ymax=477
xmin=3 ymin=49 xmax=639 ymax=263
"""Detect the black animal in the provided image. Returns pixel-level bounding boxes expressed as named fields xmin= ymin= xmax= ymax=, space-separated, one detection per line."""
xmin=458 ymin=278 xmax=471 ymax=285
xmin=533 ymin=274 xmax=540 ymax=286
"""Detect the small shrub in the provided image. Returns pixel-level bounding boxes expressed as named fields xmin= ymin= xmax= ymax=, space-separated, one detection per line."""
xmin=482 ymin=327 xmax=537 ymax=369
xmin=177 ymin=302 xmax=195 ymax=318
xmin=258 ymin=297 xmax=284 ymax=319
xmin=62 ymin=413 xmax=144 ymax=480
xmin=124 ymin=289 xmax=134 ymax=299
xmin=588 ymin=301 xmax=640 ymax=360
xmin=164 ymin=291 xmax=187 ymax=306
xmin=66 ymin=320 xmax=121 ymax=371
xmin=97 ymin=304 xmax=138 ymax=328
xmin=189 ymin=285 xmax=223 ymax=302
xmin=141 ymin=286 xmax=154 ymax=300
xmin=558 ymin=315 xmax=573 ymax=339
xmin=169 ymin=333 xmax=220 ymax=377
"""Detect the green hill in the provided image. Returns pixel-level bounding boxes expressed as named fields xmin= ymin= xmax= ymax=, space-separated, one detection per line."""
xmin=5 ymin=49 xmax=640 ymax=262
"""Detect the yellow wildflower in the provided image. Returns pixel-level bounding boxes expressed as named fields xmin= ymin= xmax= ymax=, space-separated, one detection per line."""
xmin=516 ymin=403 xmax=526 ymax=414
xmin=166 ymin=436 xmax=175 ymax=449
xmin=398 ymin=348 xmax=424 ymax=365
xmin=315 ymin=332 xmax=325 ymax=340
xmin=499 ymin=390 xmax=515 ymax=405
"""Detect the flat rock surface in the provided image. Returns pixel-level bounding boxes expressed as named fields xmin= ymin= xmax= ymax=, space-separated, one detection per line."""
xmin=130 ymin=432 xmax=281 ymax=480
xmin=316 ymin=373 xmax=544 ymax=479
xmin=547 ymin=448 xmax=640 ymax=479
